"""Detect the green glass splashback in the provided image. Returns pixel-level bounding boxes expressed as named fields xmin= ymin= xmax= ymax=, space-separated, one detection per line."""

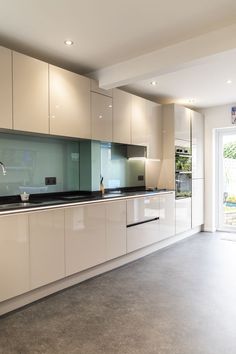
xmin=0 ymin=133 xmax=80 ymax=196
xmin=101 ymin=142 xmax=145 ymax=189
xmin=0 ymin=133 xmax=145 ymax=196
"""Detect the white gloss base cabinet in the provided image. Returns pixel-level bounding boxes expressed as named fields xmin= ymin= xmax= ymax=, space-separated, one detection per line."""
xmin=159 ymin=193 xmax=175 ymax=239
xmin=175 ymin=198 xmax=192 ymax=234
xmin=127 ymin=195 xmax=160 ymax=225
xmin=0 ymin=214 xmax=29 ymax=302
xmin=127 ymin=193 xmax=175 ymax=252
xmin=29 ymin=209 xmax=65 ymax=289
xmin=65 ymin=204 xmax=107 ymax=275
xmin=0 ymin=46 xmax=12 ymax=129
xmin=49 ymin=65 xmax=91 ymax=139
xmin=192 ymin=179 xmax=204 ymax=228
xmin=106 ymin=200 xmax=126 ymax=261
xmin=65 ymin=201 xmax=127 ymax=275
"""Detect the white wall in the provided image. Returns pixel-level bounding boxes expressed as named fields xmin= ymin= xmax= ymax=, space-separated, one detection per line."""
xmin=200 ymin=103 xmax=236 ymax=231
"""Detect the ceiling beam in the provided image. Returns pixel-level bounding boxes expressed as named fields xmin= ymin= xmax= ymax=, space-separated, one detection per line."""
xmin=91 ymin=23 xmax=236 ymax=89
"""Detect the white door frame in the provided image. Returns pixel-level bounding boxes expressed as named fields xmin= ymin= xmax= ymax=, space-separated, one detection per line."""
xmin=216 ymin=127 xmax=236 ymax=232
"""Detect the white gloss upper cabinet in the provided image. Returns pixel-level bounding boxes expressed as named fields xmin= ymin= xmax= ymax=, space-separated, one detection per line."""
xmin=174 ymin=105 xmax=191 ymax=142
xmin=0 ymin=46 xmax=12 ymax=129
xmin=13 ymin=52 xmax=49 ymax=133
xmin=192 ymin=179 xmax=204 ymax=228
xmin=192 ymin=110 xmax=204 ymax=179
xmin=91 ymin=92 xmax=113 ymax=142
xmin=49 ymin=65 xmax=91 ymax=139
xmin=29 ymin=209 xmax=65 ymax=290
xmin=0 ymin=214 xmax=29 ymax=302
xmin=159 ymin=193 xmax=175 ymax=239
xmin=146 ymin=101 xmax=162 ymax=159
xmin=175 ymin=197 xmax=192 ymax=234
xmin=131 ymin=95 xmax=147 ymax=146
xmin=113 ymin=89 xmax=132 ymax=144
xmin=106 ymin=200 xmax=127 ymax=260
xmin=65 ymin=204 xmax=106 ymax=275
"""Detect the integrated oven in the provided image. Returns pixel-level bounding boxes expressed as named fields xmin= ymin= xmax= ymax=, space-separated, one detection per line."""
xmin=175 ymin=146 xmax=192 ymax=199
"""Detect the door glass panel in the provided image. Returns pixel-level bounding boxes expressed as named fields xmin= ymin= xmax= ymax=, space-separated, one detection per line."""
xmin=221 ymin=133 xmax=236 ymax=228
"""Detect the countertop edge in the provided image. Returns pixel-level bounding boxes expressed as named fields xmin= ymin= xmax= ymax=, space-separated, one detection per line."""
xmin=0 ymin=191 xmax=175 ymax=216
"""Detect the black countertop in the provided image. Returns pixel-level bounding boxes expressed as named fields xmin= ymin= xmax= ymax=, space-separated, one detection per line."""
xmin=0 ymin=189 xmax=174 ymax=214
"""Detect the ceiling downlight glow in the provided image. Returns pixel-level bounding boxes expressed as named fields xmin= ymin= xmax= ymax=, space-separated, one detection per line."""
xmin=226 ymin=79 xmax=232 ymax=84
xmin=64 ymin=39 xmax=74 ymax=46
xmin=150 ymin=81 xmax=158 ymax=86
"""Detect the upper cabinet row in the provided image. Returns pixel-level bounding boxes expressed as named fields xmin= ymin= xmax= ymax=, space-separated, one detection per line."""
xmin=0 ymin=47 xmax=161 ymax=159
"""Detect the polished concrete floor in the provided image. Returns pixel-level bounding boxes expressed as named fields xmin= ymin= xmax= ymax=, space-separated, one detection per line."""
xmin=1 ymin=232 xmax=236 ymax=354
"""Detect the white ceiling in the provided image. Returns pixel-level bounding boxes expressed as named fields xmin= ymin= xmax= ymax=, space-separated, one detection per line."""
xmin=122 ymin=49 xmax=236 ymax=108
xmin=0 ymin=0 xmax=236 ymax=107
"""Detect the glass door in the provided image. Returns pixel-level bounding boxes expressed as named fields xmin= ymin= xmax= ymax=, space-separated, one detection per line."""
xmin=218 ymin=129 xmax=236 ymax=231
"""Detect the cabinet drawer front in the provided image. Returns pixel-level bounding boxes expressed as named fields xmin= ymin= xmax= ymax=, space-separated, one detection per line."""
xmin=127 ymin=219 xmax=160 ymax=252
xmin=127 ymin=196 xmax=160 ymax=225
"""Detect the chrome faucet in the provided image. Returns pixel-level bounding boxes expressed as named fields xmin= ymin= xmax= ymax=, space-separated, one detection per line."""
xmin=0 ymin=161 xmax=6 ymax=176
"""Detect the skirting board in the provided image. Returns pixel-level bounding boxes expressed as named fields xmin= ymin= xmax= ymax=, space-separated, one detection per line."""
xmin=0 ymin=226 xmax=201 ymax=316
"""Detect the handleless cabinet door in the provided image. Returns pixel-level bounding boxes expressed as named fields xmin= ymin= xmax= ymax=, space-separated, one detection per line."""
xmin=192 ymin=111 xmax=204 ymax=179
xmin=127 ymin=196 xmax=160 ymax=225
xmin=29 ymin=209 xmax=65 ymax=289
xmin=0 ymin=46 xmax=12 ymax=129
xmin=13 ymin=52 xmax=49 ymax=133
xmin=106 ymin=200 xmax=127 ymax=260
xmin=65 ymin=204 xmax=106 ymax=275
xmin=0 ymin=214 xmax=29 ymax=302
xmin=131 ymin=95 xmax=147 ymax=146
xmin=174 ymin=105 xmax=191 ymax=142
xmin=146 ymin=101 xmax=162 ymax=160
xmin=113 ymin=89 xmax=132 ymax=144
xmin=159 ymin=192 xmax=175 ymax=239
xmin=175 ymin=197 xmax=192 ymax=234
xmin=192 ymin=179 xmax=204 ymax=228
xmin=50 ymin=65 xmax=91 ymax=139
xmin=91 ymin=92 xmax=112 ymax=142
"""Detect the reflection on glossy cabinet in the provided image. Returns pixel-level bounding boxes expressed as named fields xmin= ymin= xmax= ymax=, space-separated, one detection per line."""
xmin=127 ymin=196 xmax=160 ymax=225
xmin=29 ymin=209 xmax=65 ymax=289
xmin=131 ymin=95 xmax=147 ymax=146
xmin=50 ymin=65 xmax=91 ymax=138
xmin=113 ymin=89 xmax=132 ymax=144
xmin=175 ymin=197 xmax=191 ymax=234
xmin=13 ymin=52 xmax=49 ymax=133
xmin=192 ymin=111 xmax=204 ymax=179
xmin=159 ymin=193 xmax=175 ymax=239
xmin=0 ymin=46 xmax=12 ymax=129
xmin=106 ymin=201 xmax=126 ymax=260
xmin=91 ymin=92 xmax=112 ymax=142
xmin=0 ymin=214 xmax=29 ymax=302
xmin=174 ymin=105 xmax=191 ymax=142
xmin=65 ymin=204 xmax=106 ymax=275
xmin=192 ymin=179 xmax=204 ymax=228
xmin=146 ymin=101 xmax=162 ymax=159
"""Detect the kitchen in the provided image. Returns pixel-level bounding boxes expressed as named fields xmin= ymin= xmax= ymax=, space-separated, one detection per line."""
xmin=0 ymin=1 xmax=236 ymax=353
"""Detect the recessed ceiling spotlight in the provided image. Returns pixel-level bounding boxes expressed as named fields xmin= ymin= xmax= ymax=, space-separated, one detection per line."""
xmin=188 ymin=98 xmax=196 ymax=104
xmin=150 ymin=81 xmax=157 ymax=86
xmin=64 ymin=39 xmax=74 ymax=46
xmin=227 ymin=79 xmax=232 ymax=84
